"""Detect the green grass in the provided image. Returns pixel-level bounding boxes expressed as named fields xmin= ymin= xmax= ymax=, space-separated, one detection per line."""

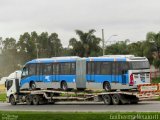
xmin=151 ymin=77 xmax=160 ymax=83
xmin=0 ymin=93 xmax=6 ymax=102
xmin=0 ymin=111 xmax=160 ymax=120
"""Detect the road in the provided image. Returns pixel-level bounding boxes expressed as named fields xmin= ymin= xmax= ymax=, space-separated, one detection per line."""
xmin=0 ymin=101 xmax=160 ymax=112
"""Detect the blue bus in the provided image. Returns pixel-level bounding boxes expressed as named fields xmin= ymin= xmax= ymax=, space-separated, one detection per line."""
xmin=20 ymin=55 xmax=150 ymax=91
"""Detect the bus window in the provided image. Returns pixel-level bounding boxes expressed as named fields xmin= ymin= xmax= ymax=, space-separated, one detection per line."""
xmin=53 ymin=63 xmax=59 ymax=75
xmin=43 ymin=64 xmax=52 ymax=75
xmin=117 ymin=62 xmax=129 ymax=74
xmin=101 ymin=62 xmax=112 ymax=75
xmin=28 ymin=64 xmax=36 ymax=75
xmin=70 ymin=62 xmax=76 ymax=75
xmin=60 ymin=63 xmax=71 ymax=75
xmin=95 ymin=62 xmax=101 ymax=74
xmin=37 ymin=64 xmax=43 ymax=75
xmin=87 ymin=62 xmax=95 ymax=74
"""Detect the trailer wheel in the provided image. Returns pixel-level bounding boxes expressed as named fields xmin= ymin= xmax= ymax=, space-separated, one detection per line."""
xmin=61 ymin=81 xmax=68 ymax=91
xmin=112 ymin=94 xmax=121 ymax=105
xmin=102 ymin=94 xmax=112 ymax=105
xmin=33 ymin=95 xmax=39 ymax=105
xmin=103 ymin=82 xmax=111 ymax=91
xmin=30 ymin=81 xmax=36 ymax=90
xmin=10 ymin=95 xmax=16 ymax=105
xmin=26 ymin=95 xmax=33 ymax=105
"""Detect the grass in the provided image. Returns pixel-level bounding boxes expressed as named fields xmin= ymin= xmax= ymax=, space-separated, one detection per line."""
xmin=0 ymin=111 xmax=160 ymax=120
xmin=0 ymin=93 xmax=6 ymax=102
xmin=151 ymin=77 xmax=160 ymax=83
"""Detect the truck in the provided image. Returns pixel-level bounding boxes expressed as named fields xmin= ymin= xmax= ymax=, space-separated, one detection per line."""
xmin=5 ymin=78 xmax=160 ymax=105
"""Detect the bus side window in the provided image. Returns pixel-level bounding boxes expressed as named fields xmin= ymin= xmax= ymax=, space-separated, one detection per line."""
xmin=70 ymin=62 xmax=76 ymax=75
xmin=37 ymin=64 xmax=43 ymax=75
xmin=101 ymin=62 xmax=112 ymax=75
xmin=95 ymin=62 xmax=101 ymax=74
xmin=28 ymin=64 xmax=36 ymax=75
xmin=60 ymin=63 xmax=70 ymax=75
xmin=43 ymin=64 xmax=52 ymax=75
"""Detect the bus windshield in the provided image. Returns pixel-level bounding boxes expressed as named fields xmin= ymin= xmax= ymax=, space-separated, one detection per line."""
xmin=129 ymin=61 xmax=150 ymax=70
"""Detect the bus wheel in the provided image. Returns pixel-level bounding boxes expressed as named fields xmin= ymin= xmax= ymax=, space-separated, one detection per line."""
xmin=33 ymin=95 xmax=39 ymax=105
xmin=103 ymin=82 xmax=111 ymax=91
xmin=112 ymin=94 xmax=121 ymax=105
xmin=61 ymin=81 xmax=68 ymax=91
xmin=102 ymin=94 xmax=112 ymax=105
xmin=30 ymin=81 xmax=36 ymax=90
xmin=26 ymin=95 xmax=33 ymax=105
xmin=10 ymin=95 xmax=16 ymax=105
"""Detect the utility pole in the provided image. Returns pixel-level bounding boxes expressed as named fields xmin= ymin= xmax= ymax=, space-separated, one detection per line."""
xmin=102 ymin=29 xmax=105 ymax=56
xmin=35 ymin=43 xmax=39 ymax=58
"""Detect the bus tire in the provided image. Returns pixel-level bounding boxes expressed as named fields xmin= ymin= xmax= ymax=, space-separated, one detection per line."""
xmin=10 ymin=95 xmax=16 ymax=105
xmin=102 ymin=94 xmax=112 ymax=105
xmin=33 ymin=95 xmax=39 ymax=105
xmin=103 ymin=82 xmax=111 ymax=91
xmin=112 ymin=94 xmax=121 ymax=105
xmin=26 ymin=95 xmax=33 ymax=105
xmin=30 ymin=81 xmax=36 ymax=90
xmin=61 ymin=81 xmax=68 ymax=91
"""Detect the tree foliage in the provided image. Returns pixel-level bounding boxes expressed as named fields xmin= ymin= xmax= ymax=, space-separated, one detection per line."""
xmin=1 ymin=30 xmax=160 ymax=76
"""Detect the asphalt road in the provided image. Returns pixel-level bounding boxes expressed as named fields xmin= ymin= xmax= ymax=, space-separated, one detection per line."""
xmin=0 ymin=101 xmax=160 ymax=112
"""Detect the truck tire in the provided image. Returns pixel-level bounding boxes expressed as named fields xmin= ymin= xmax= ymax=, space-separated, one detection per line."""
xmin=112 ymin=94 xmax=121 ymax=105
xmin=33 ymin=95 xmax=40 ymax=105
xmin=10 ymin=95 xmax=16 ymax=105
xmin=26 ymin=95 xmax=33 ymax=105
xmin=102 ymin=94 xmax=112 ymax=105
xmin=61 ymin=81 xmax=68 ymax=91
xmin=103 ymin=82 xmax=111 ymax=91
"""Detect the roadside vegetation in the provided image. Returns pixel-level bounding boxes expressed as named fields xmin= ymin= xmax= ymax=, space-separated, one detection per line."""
xmin=0 ymin=93 xmax=6 ymax=102
xmin=0 ymin=111 xmax=160 ymax=120
xmin=0 ymin=31 xmax=160 ymax=77
xmin=151 ymin=77 xmax=160 ymax=83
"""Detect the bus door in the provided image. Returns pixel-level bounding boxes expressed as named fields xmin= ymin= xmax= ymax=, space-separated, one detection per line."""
xmin=111 ymin=62 xmax=119 ymax=83
xmin=87 ymin=62 xmax=95 ymax=82
xmin=121 ymin=62 xmax=127 ymax=84
xmin=53 ymin=63 xmax=59 ymax=82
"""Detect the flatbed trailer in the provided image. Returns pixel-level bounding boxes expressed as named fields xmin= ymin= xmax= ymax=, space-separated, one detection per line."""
xmin=9 ymin=88 xmax=139 ymax=105
xmin=6 ymin=79 xmax=160 ymax=105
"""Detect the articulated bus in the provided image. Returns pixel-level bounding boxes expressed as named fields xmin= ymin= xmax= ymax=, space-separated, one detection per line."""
xmin=20 ymin=55 xmax=150 ymax=91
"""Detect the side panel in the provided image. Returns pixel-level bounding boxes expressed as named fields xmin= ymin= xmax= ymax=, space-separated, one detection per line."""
xmin=76 ymin=59 xmax=86 ymax=89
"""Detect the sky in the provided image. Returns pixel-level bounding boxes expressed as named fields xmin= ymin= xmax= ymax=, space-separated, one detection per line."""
xmin=0 ymin=0 xmax=160 ymax=47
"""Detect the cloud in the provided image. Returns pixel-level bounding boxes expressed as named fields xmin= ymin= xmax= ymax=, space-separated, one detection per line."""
xmin=0 ymin=0 xmax=160 ymax=47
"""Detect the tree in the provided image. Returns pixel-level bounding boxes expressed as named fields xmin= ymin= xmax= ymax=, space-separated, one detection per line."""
xmin=69 ymin=29 xmax=101 ymax=57
xmin=105 ymin=40 xmax=129 ymax=55
xmin=48 ymin=33 xmax=62 ymax=57
xmin=146 ymin=32 xmax=160 ymax=68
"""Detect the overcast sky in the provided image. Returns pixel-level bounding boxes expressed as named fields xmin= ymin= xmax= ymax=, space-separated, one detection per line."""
xmin=0 ymin=0 xmax=160 ymax=47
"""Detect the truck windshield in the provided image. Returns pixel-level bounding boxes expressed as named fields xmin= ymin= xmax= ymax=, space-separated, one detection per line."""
xmin=129 ymin=61 xmax=150 ymax=70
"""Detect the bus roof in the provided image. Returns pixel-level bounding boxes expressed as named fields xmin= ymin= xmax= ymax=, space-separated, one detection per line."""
xmin=26 ymin=55 xmax=148 ymax=64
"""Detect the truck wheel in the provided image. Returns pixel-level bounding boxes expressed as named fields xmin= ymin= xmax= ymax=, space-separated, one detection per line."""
xmin=103 ymin=82 xmax=111 ymax=91
xmin=61 ymin=81 xmax=68 ymax=91
xmin=10 ymin=95 xmax=16 ymax=105
xmin=112 ymin=94 xmax=121 ymax=105
xmin=33 ymin=95 xmax=39 ymax=105
xmin=26 ymin=95 xmax=33 ymax=105
xmin=30 ymin=82 xmax=36 ymax=90
xmin=102 ymin=94 xmax=112 ymax=105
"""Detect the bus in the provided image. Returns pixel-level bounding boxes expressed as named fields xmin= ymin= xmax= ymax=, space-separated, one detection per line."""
xmin=20 ymin=55 xmax=150 ymax=91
